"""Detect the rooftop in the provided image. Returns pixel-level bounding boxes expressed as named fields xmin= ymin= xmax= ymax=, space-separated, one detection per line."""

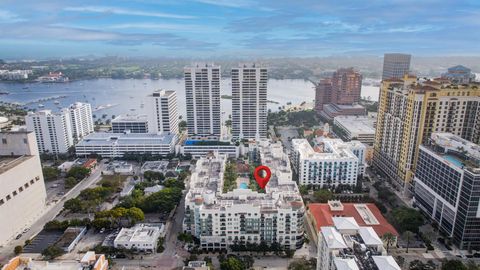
xmin=425 ymin=133 xmax=480 ymax=171
xmin=309 ymin=202 xmax=399 ymax=237
xmin=112 ymin=114 xmax=148 ymax=123
xmin=77 ymin=132 xmax=176 ymax=146
xmin=115 ymin=224 xmax=163 ymax=243
xmin=185 ymin=140 xmax=303 ymax=212
xmin=334 ymin=115 xmax=376 ymax=135
xmin=150 ymin=89 xmax=175 ymax=98
xmin=0 ymin=155 xmax=33 ymax=174
xmin=292 ymin=138 xmax=361 ymax=161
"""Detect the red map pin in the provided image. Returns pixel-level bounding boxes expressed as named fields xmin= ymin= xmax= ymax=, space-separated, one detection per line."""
xmin=254 ymin=165 xmax=271 ymax=189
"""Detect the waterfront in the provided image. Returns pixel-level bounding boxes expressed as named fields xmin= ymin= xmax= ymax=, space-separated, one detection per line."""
xmin=0 ymin=78 xmax=379 ymax=119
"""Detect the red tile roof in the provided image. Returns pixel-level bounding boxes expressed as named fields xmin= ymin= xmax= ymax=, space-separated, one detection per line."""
xmin=83 ymin=158 xmax=97 ymax=169
xmin=308 ymin=203 xmax=399 ymax=237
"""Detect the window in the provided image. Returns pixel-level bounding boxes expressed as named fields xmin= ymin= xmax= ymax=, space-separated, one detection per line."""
xmin=6 ymin=195 xmax=11 ymax=201
xmin=1 ymin=138 xmax=6 ymax=144
xmin=13 ymin=191 xmax=18 ymax=196
xmin=0 ymin=199 xmax=4 ymax=205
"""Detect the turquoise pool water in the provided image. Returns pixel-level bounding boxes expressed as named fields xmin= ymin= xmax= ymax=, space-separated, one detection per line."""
xmin=444 ymin=155 xmax=463 ymax=168
xmin=240 ymin=183 xmax=248 ymax=189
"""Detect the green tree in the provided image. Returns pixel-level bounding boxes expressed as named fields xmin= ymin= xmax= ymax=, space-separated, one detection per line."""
xmin=442 ymin=260 xmax=467 ymax=270
xmin=299 ymin=185 xmax=309 ymax=196
xmin=127 ymin=207 xmax=145 ymax=224
xmin=164 ymin=177 xmax=185 ymax=190
xmin=220 ymin=256 xmax=245 ymax=270
xmin=64 ymin=198 xmax=83 ymax=212
xmin=64 ymin=176 xmax=78 ymax=189
xmin=66 ymin=166 xmax=90 ymax=180
xmin=288 ymin=258 xmax=316 ymax=270
xmin=42 ymin=167 xmax=60 ymax=181
xmin=313 ymin=189 xmax=333 ymax=203
xmin=42 ymin=245 xmax=64 ymax=260
xmin=382 ymin=232 xmax=396 ymax=253
xmin=402 ymin=231 xmax=414 ymax=253
xmin=391 ymin=207 xmax=424 ymax=233
xmin=466 ymin=261 xmax=480 ymax=270
xmin=14 ymin=245 xmax=23 ymax=255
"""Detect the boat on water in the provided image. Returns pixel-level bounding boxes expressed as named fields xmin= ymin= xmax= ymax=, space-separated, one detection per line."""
xmin=54 ymin=100 xmax=60 ymax=104
xmin=0 ymin=91 xmax=9 ymax=95
xmin=38 ymin=104 xmax=45 ymax=108
xmin=22 ymin=86 xmax=29 ymax=89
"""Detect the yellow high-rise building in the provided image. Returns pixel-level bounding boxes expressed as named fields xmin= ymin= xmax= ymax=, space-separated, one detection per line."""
xmin=373 ymin=75 xmax=480 ymax=189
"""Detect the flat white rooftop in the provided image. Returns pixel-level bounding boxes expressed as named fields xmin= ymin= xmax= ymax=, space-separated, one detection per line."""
xmin=334 ymin=115 xmax=376 ymax=135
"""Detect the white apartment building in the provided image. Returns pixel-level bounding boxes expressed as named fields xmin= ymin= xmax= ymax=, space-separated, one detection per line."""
xmin=291 ymin=138 xmax=366 ymax=187
xmin=232 ymin=64 xmax=268 ymax=140
xmin=68 ymin=102 xmax=94 ymax=141
xmin=2 ymin=252 xmax=108 ymax=270
xmin=183 ymin=140 xmax=305 ymax=251
xmin=317 ymin=221 xmax=400 ymax=270
xmin=146 ymin=90 xmax=179 ymax=135
xmin=114 ymin=224 xmax=164 ymax=252
xmin=184 ymin=64 xmax=221 ymax=139
xmin=75 ymin=132 xmax=177 ymax=158
xmin=112 ymin=114 xmax=149 ymax=133
xmin=25 ymin=109 xmax=74 ymax=153
xmin=0 ymin=131 xmax=47 ymax=246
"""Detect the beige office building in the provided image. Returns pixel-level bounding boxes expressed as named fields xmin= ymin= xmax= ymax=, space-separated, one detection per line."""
xmin=0 ymin=130 xmax=47 ymax=246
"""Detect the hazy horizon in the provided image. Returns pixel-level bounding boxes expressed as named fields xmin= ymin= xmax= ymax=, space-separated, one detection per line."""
xmin=1 ymin=0 xmax=480 ymax=59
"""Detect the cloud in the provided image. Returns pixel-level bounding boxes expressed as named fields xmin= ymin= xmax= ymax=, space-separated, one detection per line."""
xmin=0 ymin=9 xmax=25 ymax=23
xmin=0 ymin=24 xmax=217 ymax=49
xmin=191 ymin=0 xmax=255 ymax=8
xmin=105 ymin=22 xmax=213 ymax=32
xmin=64 ymin=6 xmax=195 ymax=19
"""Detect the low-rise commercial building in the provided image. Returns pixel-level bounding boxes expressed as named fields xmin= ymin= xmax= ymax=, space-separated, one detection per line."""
xmin=179 ymin=140 xmax=240 ymax=158
xmin=319 ymin=103 xmax=366 ymax=123
xmin=308 ymin=201 xmax=399 ymax=248
xmin=112 ymin=114 xmax=149 ymax=133
xmin=183 ymin=140 xmax=305 ymax=251
xmin=333 ymin=115 xmax=376 ymax=146
xmin=1 ymin=251 xmax=108 ymax=270
xmin=0 ymin=131 xmax=47 ymax=246
xmin=315 ymin=209 xmax=400 ymax=270
xmin=291 ymin=138 xmax=366 ymax=187
xmin=75 ymin=132 xmax=177 ymax=158
xmin=414 ymin=133 xmax=480 ymax=250
xmin=114 ymin=224 xmax=164 ymax=252
xmin=183 ymin=261 xmax=210 ymax=270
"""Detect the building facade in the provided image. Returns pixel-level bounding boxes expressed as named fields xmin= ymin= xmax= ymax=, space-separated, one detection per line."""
xmin=231 ymin=64 xmax=268 ymax=140
xmin=382 ymin=53 xmax=411 ymax=80
xmin=291 ymin=138 xmax=366 ymax=187
xmin=315 ymin=79 xmax=333 ymax=112
xmin=184 ymin=64 xmax=221 ymax=139
xmin=331 ymin=68 xmax=362 ymax=105
xmin=373 ymin=76 xmax=480 ymax=188
xmin=0 ymin=131 xmax=47 ymax=246
xmin=75 ymin=132 xmax=177 ymax=158
xmin=112 ymin=114 xmax=149 ymax=133
xmin=68 ymin=102 xmax=94 ymax=141
xmin=414 ymin=133 xmax=480 ymax=250
xmin=315 ymin=68 xmax=362 ymax=115
xmin=146 ymin=90 xmax=179 ymax=135
xmin=183 ymin=140 xmax=305 ymax=251
xmin=114 ymin=224 xmax=163 ymax=252
xmin=25 ymin=109 xmax=74 ymax=153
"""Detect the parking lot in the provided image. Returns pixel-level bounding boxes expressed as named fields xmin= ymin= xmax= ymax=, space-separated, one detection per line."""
xmin=23 ymin=230 xmax=63 ymax=253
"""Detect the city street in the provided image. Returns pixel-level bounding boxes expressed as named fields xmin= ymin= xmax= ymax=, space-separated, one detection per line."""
xmin=0 ymin=161 xmax=106 ymax=264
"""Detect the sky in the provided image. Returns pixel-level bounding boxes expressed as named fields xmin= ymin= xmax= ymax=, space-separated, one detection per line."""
xmin=0 ymin=0 xmax=479 ymax=59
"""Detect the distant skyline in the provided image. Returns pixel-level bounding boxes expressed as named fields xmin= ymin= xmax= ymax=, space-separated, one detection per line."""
xmin=1 ymin=0 xmax=480 ymax=59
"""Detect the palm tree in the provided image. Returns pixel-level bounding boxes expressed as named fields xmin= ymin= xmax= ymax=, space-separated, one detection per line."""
xmin=383 ymin=232 xmax=396 ymax=252
xmin=402 ymin=231 xmax=414 ymax=253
